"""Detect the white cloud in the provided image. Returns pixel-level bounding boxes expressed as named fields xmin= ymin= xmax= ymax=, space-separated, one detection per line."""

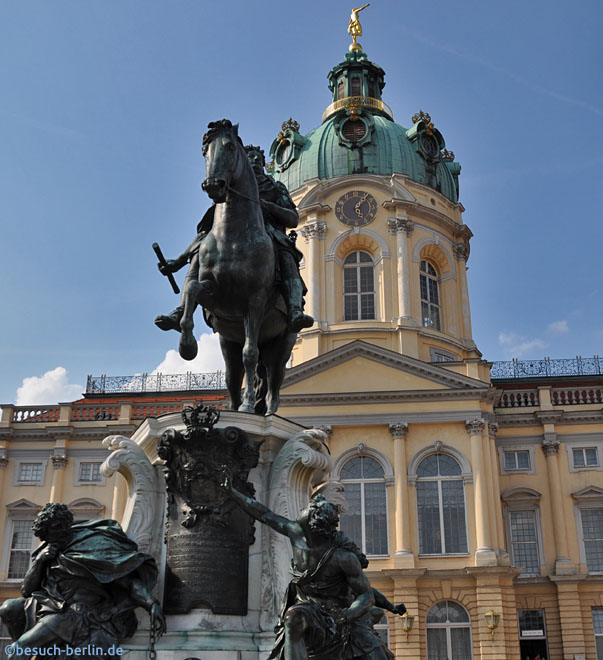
xmin=152 ymin=332 xmax=225 ymax=374
xmin=547 ymin=320 xmax=569 ymax=334
xmin=498 ymin=332 xmax=547 ymax=358
xmin=16 ymin=367 xmax=84 ymax=405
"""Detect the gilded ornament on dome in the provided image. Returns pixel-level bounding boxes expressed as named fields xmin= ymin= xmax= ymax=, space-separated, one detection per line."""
xmin=278 ymin=117 xmax=300 ymax=144
xmin=442 ymin=148 xmax=455 ymax=161
xmin=412 ymin=109 xmax=435 ymax=135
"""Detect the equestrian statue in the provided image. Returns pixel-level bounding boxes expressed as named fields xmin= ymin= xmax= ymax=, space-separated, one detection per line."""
xmin=154 ymin=119 xmax=313 ymax=415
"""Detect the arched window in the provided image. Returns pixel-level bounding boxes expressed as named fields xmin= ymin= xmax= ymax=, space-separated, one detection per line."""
xmin=344 ymin=251 xmax=375 ymax=321
xmin=426 ymin=601 xmax=473 ymax=660
xmin=339 ymin=455 xmax=388 ymax=555
xmin=416 ymin=453 xmax=468 ymax=555
xmin=420 ymin=260 xmax=441 ymax=330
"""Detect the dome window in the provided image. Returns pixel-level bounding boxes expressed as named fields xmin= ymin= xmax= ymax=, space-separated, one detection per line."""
xmin=342 ymin=119 xmax=367 ymax=142
xmin=337 ymin=81 xmax=345 ymax=100
xmin=276 ymin=142 xmax=291 ymax=165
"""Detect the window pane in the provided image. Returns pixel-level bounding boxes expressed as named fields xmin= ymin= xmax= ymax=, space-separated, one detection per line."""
xmin=438 ymin=454 xmax=462 ymax=476
xmin=450 ymin=627 xmax=472 ymax=659
xmin=360 ymin=294 xmax=375 ymax=320
xmin=418 ymin=481 xmax=441 ymax=554
xmin=344 ymin=295 xmax=358 ymax=321
xmin=18 ymin=463 xmax=42 ymax=482
xmin=517 ymin=451 xmax=530 ymax=469
xmin=518 ymin=609 xmax=546 ymax=634
xmin=446 ymin=601 xmax=470 ymax=623
xmin=574 ymin=449 xmax=586 ymax=467
xmin=427 ymin=629 xmax=447 ymax=660
xmin=426 ymin=601 xmax=448 ymax=624
xmin=597 ymin=637 xmax=603 ymax=660
xmin=340 ymin=482 xmax=362 ymax=549
xmin=594 ymin=608 xmax=603 ymax=635
xmin=358 ymin=251 xmax=372 ymax=263
xmin=428 ymin=277 xmax=439 ymax=305
xmin=430 ymin=305 xmax=441 ymax=331
xmin=586 ymin=448 xmax=598 ymax=465
xmin=344 ymin=253 xmax=358 ymax=264
xmin=417 ymin=454 xmax=439 ymax=478
xmin=510 ymin=511 xmax=540 ymax=574
xmin=364 ymin=482 xmax=388 ymax=555
xmin=582 ymin=509 xmax=603 ymax=571
xmin=8 ymin=521 xmax=33 ymax=579
xmin=361 ymin=457 xmax=384 ymax=479
xmin=420 ymin=274 xmax=428 ymax=301
xmin=344 ymin=268 xmax=358 ymax=293
xmin=442 ymin=480 xmax=468 ymax=553
xmin=340 ymin=457 xmax=362 ymax=480
xmin=359 ymin=266 xmax=373 ymax=292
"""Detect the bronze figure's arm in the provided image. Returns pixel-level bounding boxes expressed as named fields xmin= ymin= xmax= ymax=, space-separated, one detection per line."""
xmin=372 ymin=587 xmax=406 ymax=615
xmin=21 ymin=543 xmax=58 ymax=597
xmin=337 ymin=549 xmax=375 ymax=622
xmin=221 ymin=469 xmax=295 ymax=537
xmin=129 ymin=576 xmax=167 ymax=636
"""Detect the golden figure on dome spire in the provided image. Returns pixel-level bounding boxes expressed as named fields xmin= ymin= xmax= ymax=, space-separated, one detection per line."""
xmin=348 ymin=3 xmax=370 ymax=51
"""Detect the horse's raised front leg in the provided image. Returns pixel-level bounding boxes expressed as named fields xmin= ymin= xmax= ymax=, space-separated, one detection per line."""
xmin=239 ymin=298 xmax=265 ymax=414
xmin=219 ymin=336 xmax=243 ymax=411
xmin=178 ymin=278 xmax=218 ymax=361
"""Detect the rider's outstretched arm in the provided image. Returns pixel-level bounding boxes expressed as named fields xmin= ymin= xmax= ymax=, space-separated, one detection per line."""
xmin=222 ymin=473 xmax=295 ymax=537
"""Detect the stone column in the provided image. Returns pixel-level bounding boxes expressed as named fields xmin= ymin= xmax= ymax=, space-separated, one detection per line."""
xmin=454 ymin=241 xmax=473 ymax=340
xmin=466 ymin=419 xmax=496 ymax=565
xmin=541 ymin=430 xmax=573 ymax=573
xmin=49 ymin=453 xmax=68 ymax=503
xmin=551 ymin=576 xmax=587 ymax=658
xmin=487 ymin=422 xmax=507 ymax=560
xmin=389 ymin=423 xmax=414 ymax=567
xmin=387 ymin=216 xmax=415 ymax=324
xmin=0 ymin=447 xmax=8 ymax=500
xmin=299 ymin=220 xmax=327 ymax=323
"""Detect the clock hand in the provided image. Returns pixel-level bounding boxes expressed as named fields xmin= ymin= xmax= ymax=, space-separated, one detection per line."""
xmin=354 ymin=192 xmax=369 ymax=218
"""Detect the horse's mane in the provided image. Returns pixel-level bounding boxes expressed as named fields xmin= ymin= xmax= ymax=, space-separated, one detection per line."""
xmin=202 ymin=119 xmax=243 ymax=152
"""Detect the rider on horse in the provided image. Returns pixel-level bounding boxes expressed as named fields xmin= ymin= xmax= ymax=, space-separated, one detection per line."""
xmin=155 ymin=144 xmax=313 ymax=334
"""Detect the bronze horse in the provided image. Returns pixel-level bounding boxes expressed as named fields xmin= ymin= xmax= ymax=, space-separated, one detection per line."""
xmin=179 ymin=120 xmax=296 ymax=415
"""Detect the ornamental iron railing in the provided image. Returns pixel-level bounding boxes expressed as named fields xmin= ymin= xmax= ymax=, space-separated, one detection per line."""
xmin=86 ymin=371 xmax=227 ymax=394
xmin=491 ymin=357 xmax=603 ymax=379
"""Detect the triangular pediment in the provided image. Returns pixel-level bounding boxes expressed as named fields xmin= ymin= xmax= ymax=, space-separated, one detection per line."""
xmin=283 ymin=340 xmax=488 ymax=396
xmin=6 ymin=498 xmax=41 ymax=513
xmin=572 ymin=485 xmax=603 ymax=501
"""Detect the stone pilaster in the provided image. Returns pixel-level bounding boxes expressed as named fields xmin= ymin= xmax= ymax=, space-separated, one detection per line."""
xmin=299 ymin=220 xmax=327 ymax=322
xmin=551 ymin=575 xmax=587 ymax=659
xmin=390 ymin=570 xmax=423 ymax=659
xmin=389 ymin=423 xmax=413 ymax=567
xmin=541 ymin=430 xmax=574 ymax=573
xmin=49 ymin=452 xmax=68 ymax=503
xmin=487 ymin=422 xmax=508 ymax=561
xmin=454 ymin=239 xmax=473 ymax=341
xmin=387 ymin=216 xmax=415 ymax=324
xmin=466 ymin=419 xmax=496 ymax=565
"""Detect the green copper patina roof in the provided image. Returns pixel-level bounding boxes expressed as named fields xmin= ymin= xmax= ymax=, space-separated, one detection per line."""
xmin=271 ymin=49 xmax=460 ymax=203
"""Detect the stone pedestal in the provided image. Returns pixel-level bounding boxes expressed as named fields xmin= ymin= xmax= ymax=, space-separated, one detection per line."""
xmin=101 ymin=411 xmax=339 ymax=660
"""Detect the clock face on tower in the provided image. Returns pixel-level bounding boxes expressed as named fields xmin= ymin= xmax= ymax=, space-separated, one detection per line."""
xmin=335 ymin=190 xmax=378 ymax=227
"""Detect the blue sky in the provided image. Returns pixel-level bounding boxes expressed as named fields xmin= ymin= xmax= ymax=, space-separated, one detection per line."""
xmin=1 ymin=0 xmax=602 ymax=404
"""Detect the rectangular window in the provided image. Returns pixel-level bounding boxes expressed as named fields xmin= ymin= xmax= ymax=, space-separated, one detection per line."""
xmin=573 ymin=447 xmax=599 ymax=468
xmin=418 ymin=479 xmax=467 ymax=555
xmin=504 ymin=450 xmax=531 ymax=471
xmin=0 ymin=622 xmax=11 ymax=659
xmin=7 ymin=520 xmax=34 ymax=579
xmin=581 ymin=508 xmax=603 ymax=572
xmin=351 ymin=77 xmax=361 ymax=96
xmin=593 ymin=608 xmax=603 ymax=660
xmin=509 ymin=510 xmax=540 ymax=575
xmin=17 ymin=462 xmax=43 ymax=483
xmin=79 ymin=462 xmax=102 ymax=482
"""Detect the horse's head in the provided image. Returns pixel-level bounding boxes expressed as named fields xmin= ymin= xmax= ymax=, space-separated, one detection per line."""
xmin=201 ymin=119 xmax=245 ymax=203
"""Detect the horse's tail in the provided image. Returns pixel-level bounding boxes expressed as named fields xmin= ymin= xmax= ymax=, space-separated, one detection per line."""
xmin=254 ymin=361 xmax=268 ymax=416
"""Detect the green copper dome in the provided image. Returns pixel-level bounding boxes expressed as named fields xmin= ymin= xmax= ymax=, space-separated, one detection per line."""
xmin=270 ymin=50 xmax=460 ymax=203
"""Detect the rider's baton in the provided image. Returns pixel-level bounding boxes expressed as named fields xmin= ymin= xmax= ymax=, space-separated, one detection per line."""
xmin=152 ymin=243 xmax=180 ymax=295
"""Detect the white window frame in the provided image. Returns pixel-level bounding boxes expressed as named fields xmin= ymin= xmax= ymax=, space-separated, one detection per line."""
xmin=430 ymin=347 xmax=458 ymax=363
xmin=343 ymin=251 xmax=376 ymax=322
xmin=338 ymin=454 xmax=390 ymax=557
xmin=373 ymin=612 xmax=390 ymax=647
xmin=416 ymin=453 xmax=469 ymax=557
xmin=498 ymin=445 xmax=536 ymax=476
xmin=13 ymin=459 xmax=48 ymax=486
xmin=573 ymin=487 xmax=603 ymax=574
xmin=73 ymin=458 xmax=106 ymax=486
xmin=568 ymin=445 xmax=602 ymax=472
xmin=1 ymin=502 xmax=40 ymax=582
xmin=502 ymin=488 xmax=544 ymax=577
xmin=420 ymin=260 xmax=442 ymax=331
xmin=593 ymin=607 xmax=603 ymax=660
xmin=426 ymin=601 xmax=473 ymax=660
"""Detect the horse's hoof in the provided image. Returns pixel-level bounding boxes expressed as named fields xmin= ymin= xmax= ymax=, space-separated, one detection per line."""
xmin=237 ymin=402 xmax=255 ymax=414
xmin=179 ymin=335 xmax=198 ymax=361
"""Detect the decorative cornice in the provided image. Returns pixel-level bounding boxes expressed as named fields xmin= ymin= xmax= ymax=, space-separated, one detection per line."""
xmin=51 ymin=455 xmax=68 ymax=469
xmin=387 ymin=216 xmax=415 ymax=236
xmin=465 ymin=419 xmax=486 ymax=435
xmin=299 ymin=220 xmax=327 ymax=241
xmin=388 ymin=423 xmax=409 ymax=440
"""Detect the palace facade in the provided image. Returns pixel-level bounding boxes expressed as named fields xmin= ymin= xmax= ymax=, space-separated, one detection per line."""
xmin=1 ymin=39 xmax=603 ymax=660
